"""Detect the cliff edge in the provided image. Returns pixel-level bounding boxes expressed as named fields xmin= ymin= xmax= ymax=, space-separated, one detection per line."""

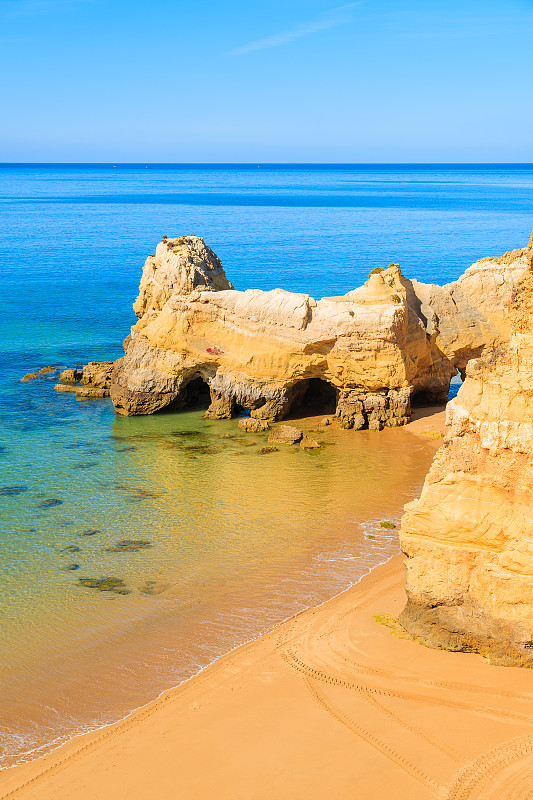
xmin=399 ymin=231 xmax=533 ymax=666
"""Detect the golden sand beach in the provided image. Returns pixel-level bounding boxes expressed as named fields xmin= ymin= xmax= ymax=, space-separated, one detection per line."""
xmin=3 ymin=412 xmax=532 ymax=800
xmin=3 ymin=553 xmax=533 ymax=800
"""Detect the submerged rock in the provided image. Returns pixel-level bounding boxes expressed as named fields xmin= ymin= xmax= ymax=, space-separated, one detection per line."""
xmin=38 ymin=499 xmax=62 ymax=509
xmin=105 ymin=539 xmax=152 ymax=553
xmin=77 ymin=576 xmax=130 ymax=594
xmin=22 ymin=366 xmax=55 ymax=382
xmin=268 ymin=425 xmax=303 ymax=445
xmin=61 ymin=545 xmax=81 ymax=553
xmin=81 ymin=529 xmax=100 ymax=536
xmin=258 ymin=446 xmax=279 ymax=454
xmin=0 ymin=485 xmax=28 ymax=496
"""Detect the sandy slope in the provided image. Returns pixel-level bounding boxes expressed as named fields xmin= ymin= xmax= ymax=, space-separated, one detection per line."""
xmin=2 ymin=552 xmax=533 ymax=800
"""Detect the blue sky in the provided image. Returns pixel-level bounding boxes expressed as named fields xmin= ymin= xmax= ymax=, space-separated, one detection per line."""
xmin=1 ymin=0 xmax=532 ymax=161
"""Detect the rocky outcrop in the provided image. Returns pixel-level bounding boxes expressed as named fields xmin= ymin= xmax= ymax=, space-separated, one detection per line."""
xmin=399 ymin=232 xmax=533 ymax=666
xmin=55 ymin=360 xmax=116 ymax=399
xmin=109 ymin=234 xmax=529 ymax=429
xmin=133 ymin=235 xmax=233 ymax=318
xmin=22 ymin=366 xmax=55 ymax=381
xmin=238 ymin=418 xmax=269 ymax=433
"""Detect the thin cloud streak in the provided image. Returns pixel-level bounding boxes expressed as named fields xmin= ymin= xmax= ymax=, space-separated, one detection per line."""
xmin=228 ymin=2 xmax=362 ymax=55
xmin=0 ymin=0 xmax=90 ymax=16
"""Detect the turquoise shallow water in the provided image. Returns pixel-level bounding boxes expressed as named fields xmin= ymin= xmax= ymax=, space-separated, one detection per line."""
xmin=0 ymin=164 xmax=532 ymax=770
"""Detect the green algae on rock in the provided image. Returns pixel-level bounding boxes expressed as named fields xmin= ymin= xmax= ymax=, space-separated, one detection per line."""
xmin=77 ymin=576 xmax=130 ymax=594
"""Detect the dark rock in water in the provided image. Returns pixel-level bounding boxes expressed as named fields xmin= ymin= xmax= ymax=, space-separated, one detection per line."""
xmin=163 ymin=442 xmax=220 ymax=455
xmin=117 ymin=446 xmax=137 ymax=452
xmin=380 ymin=521 xmax=396 ymax=529
xmin=106 ymin=539 xmax=152 ymax=553
xmin=81 ymin=529 xmax=100 ymax=536
xmin=61 ymin=545 xmax=81 ymax=553
xmin=0 ymin=446 xmax=7 ymax=455
xmin=65 ymin=563 xmax=80 ymax=571
xmin=170 ymin=430 xmax=205 ymax=438
xmin=38 ymin=499 xmax=63 ymax=509
xmin=77 ymin=576 xmax=129 ymax=594
xmin=0 ymin=485 xmax=28 ymax=496
xmin=258 ymin=446 xmax=279 ymax=454
xmin=122 ymin=488 xmax=162 ymax=502
xmin=73 ymin=462 xmax=98 ymax=469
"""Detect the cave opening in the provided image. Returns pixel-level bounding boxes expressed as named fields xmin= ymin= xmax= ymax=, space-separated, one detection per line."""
xmin=297 ymin=378 xmax=337 ymax=416
xmin=183 ymin=376 xmax=211 ymax=410
xmin=411 ymin=388 xmax=448 ymax=408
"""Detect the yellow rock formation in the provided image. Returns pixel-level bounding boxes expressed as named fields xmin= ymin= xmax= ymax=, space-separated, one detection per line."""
xmin=400 ymin=232 xmax=533 ymax=666
xmin=109 ymin=235 xmax=528 ymax=432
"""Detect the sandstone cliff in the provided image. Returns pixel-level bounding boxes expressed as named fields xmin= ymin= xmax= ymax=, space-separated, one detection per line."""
xmin=399 ymin=232 xmax=533 ymax=666
xmin=109 ymin=235 xmax=528 ymax=429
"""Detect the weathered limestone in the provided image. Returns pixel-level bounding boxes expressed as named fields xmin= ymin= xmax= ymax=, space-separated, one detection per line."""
xmin=81 ymin=361 xmax=115 ymax=389
xmin=133 ymin=235 xmax=233 ymax=318
xmin=60 ymin=369 xmax=82 ymax=383
xmin=399 ymin=233 xmax=533 ymax=666
xmin=238 ymin=418 xmax=269 ymax=433
xmin=109 ymin=234 xmax=528 ymax=429
xmin=55 ymin=360 xmax=116 ymax=399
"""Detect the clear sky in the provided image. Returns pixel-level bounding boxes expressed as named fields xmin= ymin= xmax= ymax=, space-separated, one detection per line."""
xmin=1 ymin=0 xmax=532 ymax=162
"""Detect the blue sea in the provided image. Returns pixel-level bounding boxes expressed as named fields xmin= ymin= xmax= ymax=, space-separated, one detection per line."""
xmin=0 ymin=163 xmax=532 ymax=771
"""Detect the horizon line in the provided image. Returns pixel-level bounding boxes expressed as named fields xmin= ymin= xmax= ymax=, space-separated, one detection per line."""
xmin=1 ymin=161 xmax=533 ymax=167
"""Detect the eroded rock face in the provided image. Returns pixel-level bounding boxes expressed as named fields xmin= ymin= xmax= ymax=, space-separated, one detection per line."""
xmin=55 ymin=360 xmax=117 ymax=399
xmin=109 ymin=234 xmax=529 ymax=428
xmin=133 ymin=235 xmax=233 ymax=318
xmin=399 ymin=236 xmax=533 ymax=666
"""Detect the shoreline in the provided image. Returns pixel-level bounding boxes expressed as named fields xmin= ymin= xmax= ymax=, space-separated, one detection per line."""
xmin=0 ymin=408 xmax=463 ymax=797
xmin=3 ymin=550 xmax=533 ymax=799
xmin=0 ymin=552 xmax=398 ymax=780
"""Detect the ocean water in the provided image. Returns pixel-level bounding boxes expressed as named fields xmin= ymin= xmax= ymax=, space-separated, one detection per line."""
xmin=0 ymin=164 xmax=532 ymax=772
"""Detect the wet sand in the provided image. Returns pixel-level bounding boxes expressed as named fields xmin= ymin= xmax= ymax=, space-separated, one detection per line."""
xmin=1 ymin=406 xmax=444 ymax=771
xmin=7 ymin=409 xmax=532 ymax=799
xmin=3 ymin=552 xmax=533 ymax=800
